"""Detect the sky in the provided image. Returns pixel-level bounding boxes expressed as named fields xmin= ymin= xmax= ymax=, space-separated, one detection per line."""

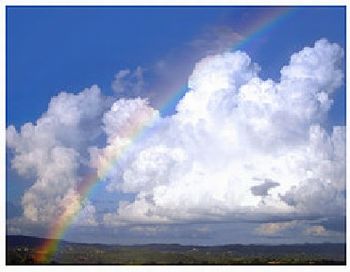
xmin=6 ymin=6 xmax=346 ymax=246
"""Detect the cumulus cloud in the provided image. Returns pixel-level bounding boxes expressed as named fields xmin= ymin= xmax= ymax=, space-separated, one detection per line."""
xmin=7 ymin=85 xmax=110 ymax=224
xmin=93 ymin=39 xmax=345 ymax=226
xmin=7 ymin=39 xmax=345 ymax=234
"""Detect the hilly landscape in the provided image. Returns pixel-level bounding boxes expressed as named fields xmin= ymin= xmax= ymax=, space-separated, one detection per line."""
xmin=6 ymin=235 xmax=346 ymax=265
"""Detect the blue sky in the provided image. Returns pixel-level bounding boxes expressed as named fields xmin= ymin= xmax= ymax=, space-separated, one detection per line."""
xmin=7 ymin=6 xmax=345 ymax=126
xmin=6 ymin=6 xmax=346 ymax=245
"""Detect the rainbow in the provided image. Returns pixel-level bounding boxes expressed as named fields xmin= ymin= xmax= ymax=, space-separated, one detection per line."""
xmin=34 ymin=6 xmax=294 ymax=264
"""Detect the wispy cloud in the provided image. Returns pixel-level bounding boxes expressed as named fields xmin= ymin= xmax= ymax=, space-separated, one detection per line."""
xmin=256 ymin=221 xmax=297 ymax=236
xmin=111 ymin=66 xmax=144 ymax=96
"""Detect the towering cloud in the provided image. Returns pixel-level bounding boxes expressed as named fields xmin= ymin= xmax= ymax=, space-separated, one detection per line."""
xmin=96 ymin=39 xmax=345 ymax=226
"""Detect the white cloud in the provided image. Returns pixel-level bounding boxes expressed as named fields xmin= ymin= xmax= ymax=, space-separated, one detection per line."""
xmin=7 ymin=85 xmax=110 ymax=223
xmin=102 ymin=97 xmax=158 ymax=142
xmin=95 ymin=39 xmax=345 ymax=226
xmin=280 ymin=39 xmax=343 ymax=93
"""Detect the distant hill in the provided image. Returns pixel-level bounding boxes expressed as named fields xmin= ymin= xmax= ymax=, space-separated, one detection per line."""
xmin=7 ymin=235 xmax=61 ymax=248
xmin=6 ymin=235 xmax=346 ymax=265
